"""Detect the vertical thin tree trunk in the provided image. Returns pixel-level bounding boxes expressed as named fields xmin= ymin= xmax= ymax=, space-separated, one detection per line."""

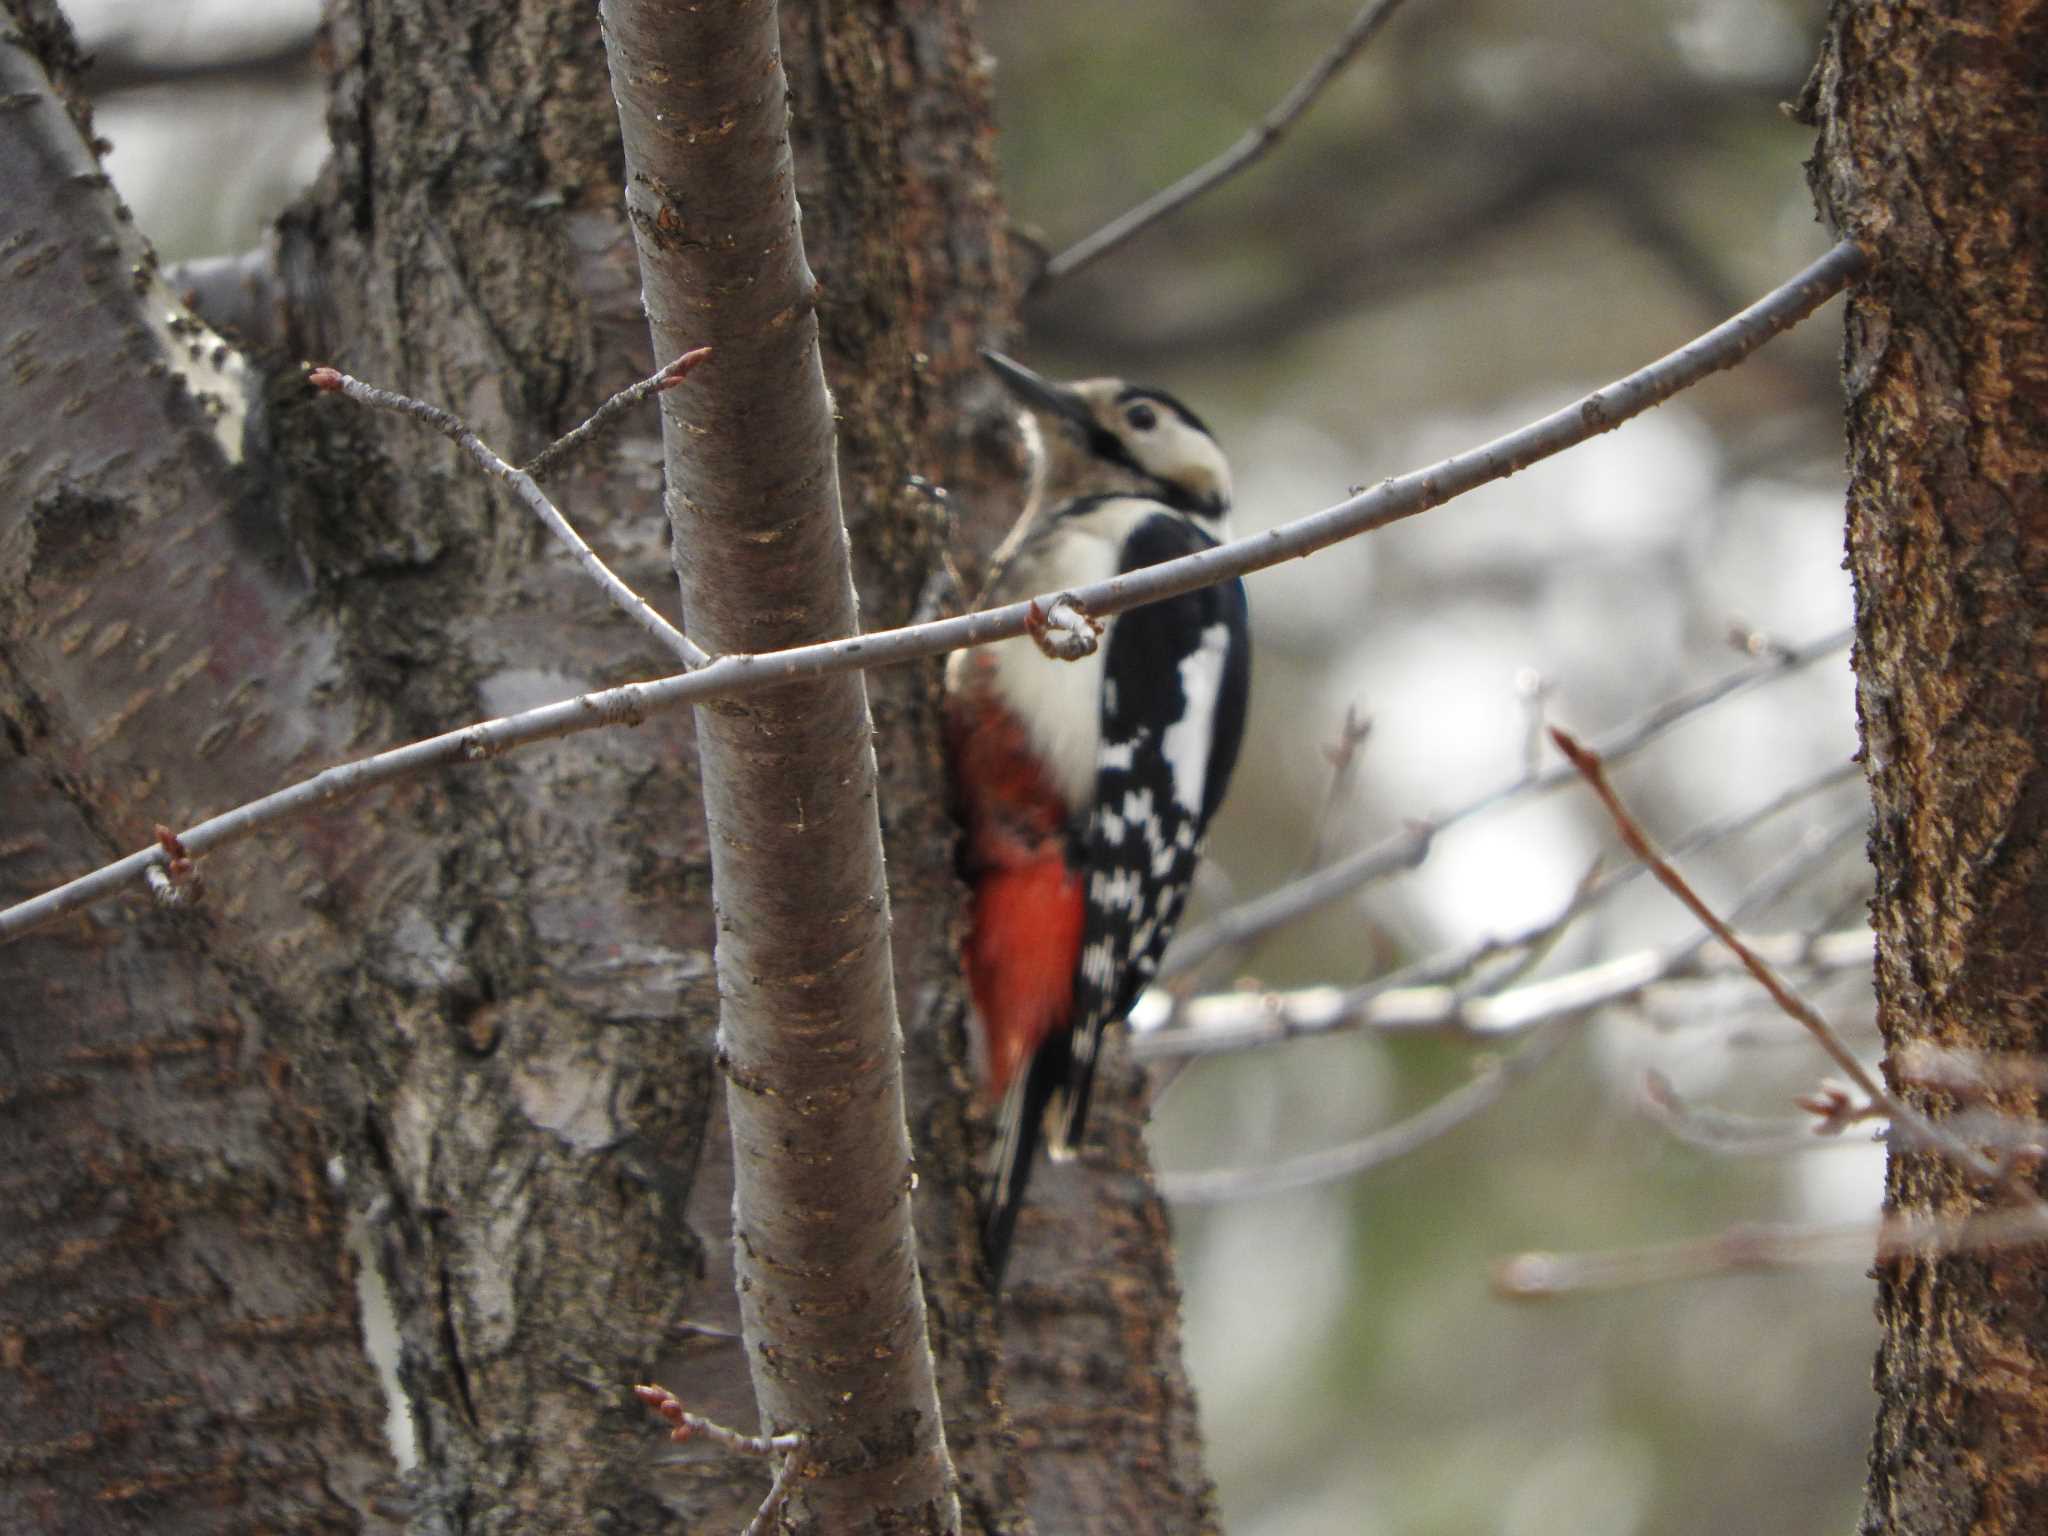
xmin=1802 ymin=3 xmax=2048 ymax=1529
xmin=4 ymin=0 xmax=1221 ymax=1529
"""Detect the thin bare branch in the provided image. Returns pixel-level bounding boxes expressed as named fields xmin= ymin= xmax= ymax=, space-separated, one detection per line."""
xmin=523 ymin=346 xmax=714 ymax=481
xmin=745 ymin=1448 xmax=806 ymax=1536
xmin=634 ymin=1384 xmax=809 ymax=1536
xmin=0 ymin=244 xmax=1864 ymax=946
xmin=309 ymin=366 xmax=709 ymax=668
xmin=633 ymin=1384 xmax=804 ymax=1459
xmin=1650 ymin=811 xmax=1865 ymax=974
xmin=1158 ymin=1026 xmax=1570 ymax=1205
xmin=1450 ymin=857 xmax=1603 ymax=1003
xmin=1164 ymin=660 xmax=1856 ymax=982
xmin=1551 ymin=728 xmax=2048 ymax=1212
xmin=1302 ymin=706 xmax=1374 ymax=877
xmin=1494 ymin=1205 xmax=2048 ymax=1300
xmin=1352 ymin=747 xmax=1858 ymax=1017
xmin=1134 ymin=927 xmax=1874 ymax=1060
xmin=1896 ymin=1044 xmax=2048 ymax=1098
xmin=1516 ymin=668 xmax=1555 ymax=780
xmin=1639 ymin=1071 xmax=1866 ymax=1158
xmin=1038 ymin=0 xmax=1417 ymax=286
xmin=1161 ymin=706 xmax=1375 ymax=1010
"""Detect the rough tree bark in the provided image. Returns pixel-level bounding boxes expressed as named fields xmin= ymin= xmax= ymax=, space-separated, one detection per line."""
xmin=1801 ymin=2 xmax=2048 ymax=1531
xmin=0 ymin=0 xmax=1217 ymax=1531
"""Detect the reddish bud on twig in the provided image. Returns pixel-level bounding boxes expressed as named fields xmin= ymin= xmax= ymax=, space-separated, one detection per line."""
xmin=1793 ymin=1080 xmax=1875 ymax=1136
xmin=634 ymin=1382 xmax=697 ymax=1443
xmin=1322 ymin=704 xmax=1372 ymax=770
xmin=147 ymin=825 xmax=201 ymax=908
xmin=153 ymin=824 xmax=196 ymax=884
xmin=656 ymin=346 xmax=714 ymax=389
xmin=630 ymin=1382 xmax=802 ymax=1457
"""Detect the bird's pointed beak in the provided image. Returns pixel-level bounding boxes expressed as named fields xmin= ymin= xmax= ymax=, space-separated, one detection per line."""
xmin=981 ymin=349 xmax=1092 ymax=430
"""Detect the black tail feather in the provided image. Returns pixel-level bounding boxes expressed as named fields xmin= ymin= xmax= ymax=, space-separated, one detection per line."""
xmin=980 ymin=1037 xmax=1066 ymax=1288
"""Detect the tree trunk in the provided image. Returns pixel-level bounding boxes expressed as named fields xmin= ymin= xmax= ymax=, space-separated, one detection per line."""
xmin=1803 ymin=3 xmax=2048 ymax=1531
xmin=0 ymin=0 xmax=1217 ymax=1530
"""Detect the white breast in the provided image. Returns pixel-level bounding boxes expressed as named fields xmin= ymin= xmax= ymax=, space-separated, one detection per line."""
xmin=951 ymin=497 xmax=1169 ymax=814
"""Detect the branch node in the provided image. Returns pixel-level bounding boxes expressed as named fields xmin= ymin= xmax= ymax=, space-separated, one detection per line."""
xmin=1025 ymin=594 xmax=1102 ymax=661
xmin=145 ymin=824 xmax=202 ymax=907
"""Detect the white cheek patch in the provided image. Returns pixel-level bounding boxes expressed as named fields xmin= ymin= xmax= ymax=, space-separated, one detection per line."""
xmin=1132 ymin=418 xmax=1233 ymax=509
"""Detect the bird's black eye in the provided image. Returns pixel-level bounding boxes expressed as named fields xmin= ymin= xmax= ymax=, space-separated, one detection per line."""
xmin=1125 ymin=403 xmax=1158 ymax=432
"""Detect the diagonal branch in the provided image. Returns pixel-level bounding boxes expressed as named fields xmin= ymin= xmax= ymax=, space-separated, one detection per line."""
xmin=1037 ymin=0 xmax=1419 ymax=286
xmin=1159 ymin=1026 xmax=1570 ymax=1204
xmin=635 ymin=1385 xmax=810 ymax=1536
xmin=307 ymin=363 xmax=710 ymax=668
xmin=0 ymin=243 xmax=1865 ymax=947
xmin=1495 ymin=1206 xmax=2048 ymax=1300
xmin=1135 ymin=928 xmax=1874 ymax=1059
xmin=523 ymin=346 xmax=714 ymax=482
xmin=1551 ymin=729 xmax=2048 ymax=1214
xmin=1161 ymin=629 xmax=1855 ymax=979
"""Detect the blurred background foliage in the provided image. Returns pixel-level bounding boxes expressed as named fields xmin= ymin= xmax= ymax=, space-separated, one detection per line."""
xmin=990 ymin=3 xmax=1869 ymax=1532
xmin=73 ymin=0 xmax=1872 ymax=1530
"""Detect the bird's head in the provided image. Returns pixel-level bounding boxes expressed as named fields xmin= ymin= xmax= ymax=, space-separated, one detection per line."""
xmin=982 ymin=350 xmax=1232 ymax=527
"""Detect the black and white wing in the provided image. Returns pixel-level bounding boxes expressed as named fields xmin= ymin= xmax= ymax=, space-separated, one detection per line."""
xmin=1043 ymin=512 xmax=1250 ymax=1156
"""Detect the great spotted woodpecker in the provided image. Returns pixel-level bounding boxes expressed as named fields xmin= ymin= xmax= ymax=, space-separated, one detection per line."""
xmin=945 ymin=351 xmax=1251 ymax=1282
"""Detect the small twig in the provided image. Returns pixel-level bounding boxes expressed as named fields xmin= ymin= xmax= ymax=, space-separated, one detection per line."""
xmin=308 ymin=364 xmax=710 ymax=669
xmin=1451 ymin=856 xmax=1602 ymax=1004
xmin=1494 ymin=1205 xmax=2048 ymax=1300
xmin=1639 ymin=1070 xmax=1866 ymax=1158
xmin=1161 ymin=705 xmax=1376 ymax=1014
xmin=633 ymin=1383 xmax=803 ymax=1458
xmin=1515 ymin=667 xmax=1554 ymax=780
xmin=746 ymin=1446 xmax=805 ymax=1536
xmin=1652 ymin=812 xmax=1866 ymax=979
xmin=1301 ymin=705 xmax=1373 ymax=876
xmin=1791 ymin=1079 xmax=1886 ymax=1137
xmin=1494 ymin=1220 xmax=1876 ymax=1298
xmin=0 ymin=245 xmax=1866 ymax=946
xmin=1134 ymin=927 xmax=1875 ymax=1060
xmin=524 ymin=346 xmax=713 ymax=481
xmin=1159 ymin=1026 xmax=1570 ymax=1205
xmin=634 ymin=1384 xmax=807 ymax=1536
xmin=904 ymin=476 xmax=969 ymax=625
xmin=1037 ymin=0 xmax=1417 ymax=286
xmin=1403 ymin=763 xmax=1858 ymax=1010
xmin=1162 ymin=678 xmax=1856 ymax=984
xmin=1554 ymin=730 xmax=1883 ymax=1093
xmin=1551 ymin=728 xmax=2048 ymax=1212
xmin=1895 ymin=1043 xmax=2048 ymax=1098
